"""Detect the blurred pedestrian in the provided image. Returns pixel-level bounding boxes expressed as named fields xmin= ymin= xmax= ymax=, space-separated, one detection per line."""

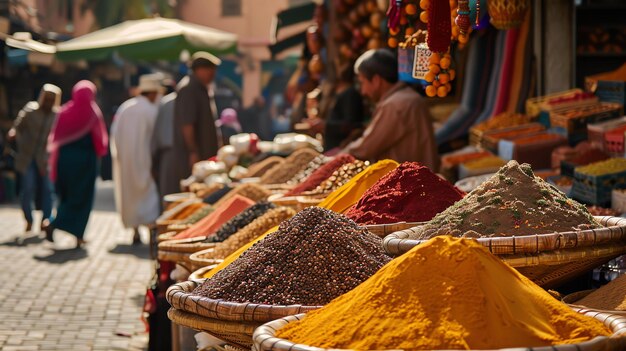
xmin=239 ymin=96 xmax=272 ymax=140
xmin=7 ymin=84 xmax=61 ymax=232
xmin=217 ymin=108 xmax=242 ymax=144
xmin=151 ymin=76 xmax=188 ymax=199
xmin=172 ymin=52 xmax=222 ymax=182
xmin=111 ymin=74 xmax=163 ymax=244
xmin=45 ymin=80 xmax=108 ymax=247
xmin=323 ymin=64 xmax=366 ymax=151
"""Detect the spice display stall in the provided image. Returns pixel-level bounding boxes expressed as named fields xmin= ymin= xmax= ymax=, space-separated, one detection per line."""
xmin=157 ymin=146 xmax=626 ymax=350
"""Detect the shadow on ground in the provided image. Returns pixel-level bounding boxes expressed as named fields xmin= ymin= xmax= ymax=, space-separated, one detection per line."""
xmin=33 ymin=247 xmax=88 ymax=263
xmin=109 ymin=243 xmax=151 ymax=260
xmin=0 ymin=233 xmax=44 ymax=247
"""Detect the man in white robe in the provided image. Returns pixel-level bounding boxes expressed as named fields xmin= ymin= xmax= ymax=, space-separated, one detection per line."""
xmin=111 ymin=74 xmax=163 ymax=244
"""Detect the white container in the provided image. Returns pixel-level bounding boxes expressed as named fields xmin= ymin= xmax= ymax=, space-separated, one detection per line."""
xmin=612 ymin=189 xmax=626 ymax=214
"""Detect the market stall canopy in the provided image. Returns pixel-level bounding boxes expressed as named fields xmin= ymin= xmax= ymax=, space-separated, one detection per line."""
xmin=4 ymin=32 xmax=57 ymax=54
xmin=56 ymin=17 xmax=238 ymax=62
xmin=269 ymin=2 xmax=315 ymax=57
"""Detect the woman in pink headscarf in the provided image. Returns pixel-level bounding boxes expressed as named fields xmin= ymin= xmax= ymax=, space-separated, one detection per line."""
xmin=217 ymin=107 xmax=242 ymax=145
xmin=44 ymin=80 xmax=108 ymax=247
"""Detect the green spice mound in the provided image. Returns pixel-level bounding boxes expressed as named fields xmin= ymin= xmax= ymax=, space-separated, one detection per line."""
xmin=408 ymin=161 xmax=601 ymax=239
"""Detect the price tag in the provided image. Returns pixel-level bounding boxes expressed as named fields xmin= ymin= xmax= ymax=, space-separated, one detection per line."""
xmin=413 ymin=43 xmax=432 ymax=80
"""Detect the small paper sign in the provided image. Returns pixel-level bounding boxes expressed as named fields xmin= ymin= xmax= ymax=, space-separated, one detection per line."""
xmin=413 ymin=43 xmax=432 ymax=80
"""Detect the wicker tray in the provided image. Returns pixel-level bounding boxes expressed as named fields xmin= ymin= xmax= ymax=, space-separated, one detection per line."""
xmin=563 ymin=289 xmax=626 ymax=316
xmin=166 ymin=279 xmax=321 ymax=322
xmin=168 ymin=308 xmax=258 ymax=350
xmin=365 ymin=222 xmax=425 ymax=239
xmin=189 ymin=248 xmax=225 ymax=272
xmin=157 ymin=237 xmax=215 ymax=271
xmin=189 ymin=262 xmax=223 ymax=280
xmin=268 ymin=194 xmax=324 ymax=212
xmin=383 ymin=216 xmax=626 ymax=288
xmin=252 ymin=308 xmax=626 ymax=351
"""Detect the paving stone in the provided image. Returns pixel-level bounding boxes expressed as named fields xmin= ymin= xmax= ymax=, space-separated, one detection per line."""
xmin=0 ymin=181 xmax=151 ymax=350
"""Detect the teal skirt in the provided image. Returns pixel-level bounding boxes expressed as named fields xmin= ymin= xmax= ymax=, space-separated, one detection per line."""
xmin=52 ymin=134 xmax=98 ymax=239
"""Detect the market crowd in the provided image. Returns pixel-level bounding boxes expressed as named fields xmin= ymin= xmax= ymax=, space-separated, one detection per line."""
xmin=6 ymin=46 xmax=438 ymax=249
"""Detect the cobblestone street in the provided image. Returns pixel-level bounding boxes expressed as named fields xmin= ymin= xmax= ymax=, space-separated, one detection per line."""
xmin=0 ymin=181 xmax=152 ymax=351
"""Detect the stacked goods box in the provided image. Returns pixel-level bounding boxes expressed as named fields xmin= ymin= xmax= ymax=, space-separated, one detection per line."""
xmin=498 ymin=132 xmax=568 ymax=170
xmin=440 ymin=149 xmax=494 ymax=182
xmin=458 ymin=155 xmax=506 ymax=179
xmin=480 ymin=123 xmax=545 ymax=152
xmin=593 ymin=81 xmax=626 ymax=106
xmin=526 ymin=89 xmax=584 ymax=118
xmin=604 ymin=126 xmax=626 ymax=156
xmin=549 ymin=102 xmax=623 ymax=145
xmin=469 ymin=113 xmax=532 ymax=147
xmin=571 ymin=158 xmax=626 ymax=206
xmin=537 ymin=92 xmax=599 ymax=127
xmin=587 ymin=116 xmax=626 ymax=151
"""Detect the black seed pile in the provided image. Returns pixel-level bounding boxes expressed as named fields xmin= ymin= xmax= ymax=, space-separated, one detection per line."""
xmin=192 ymin=207 xmax=391 ymax=305
xmin=206 ymin=201 xmax=276 ymax=243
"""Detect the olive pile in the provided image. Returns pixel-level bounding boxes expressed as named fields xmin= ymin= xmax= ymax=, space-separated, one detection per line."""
xmin=193 ymin=207 xmax=390 ymax=305
xmin=206 ymin=202 xmax=276 ymax=243
xmin=207 ymin=207 xmax=296 ymax=259
xmin=260 ymin=148 xmax=320 ymax=184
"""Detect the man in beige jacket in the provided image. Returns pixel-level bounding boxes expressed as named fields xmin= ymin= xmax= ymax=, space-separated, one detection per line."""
xmin=344 ymin=49 xmax=440 ymax=171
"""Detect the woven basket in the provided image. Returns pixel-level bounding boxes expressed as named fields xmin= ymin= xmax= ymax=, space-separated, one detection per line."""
xmin=365 ymin=222 xmax=425 ymax=239
xmin=157 ymin=231 xmax=178 ymax=243
xmin=166 ymin=279 xmax=321 ymax=323
xmin=563 ymin=289 xmax=626 ymax=316
xmin=157 ymin=219 xmax=183 ymax=235
xmin=189 ymin=262 xmax=223 ymax=280
xmin=252 ymin=308 xmax=626 ymax=351
xmin=189 ymin=249 xmax=225 ymax=272
xmin=262 ymin=184 xmax=294 ymax=192
xmin=383 ymin=216 xmax=626 ymax=288
xmin=157 ymin=237 xmax=216 ymax=271
xmin=168 ymin=308 xmax=259 ymax=350
xmin=268 ymin=194 xmax=324 ymax=212
xmin=166 ymin=223 xmax=193 ymax=233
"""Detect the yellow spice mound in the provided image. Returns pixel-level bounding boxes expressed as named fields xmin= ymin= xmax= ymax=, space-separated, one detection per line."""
xmin=276 ymin=236 xmax=610 ymax=350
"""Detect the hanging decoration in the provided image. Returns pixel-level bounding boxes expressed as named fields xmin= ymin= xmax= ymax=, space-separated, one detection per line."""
xmin=386 ymin=0 xmax=403 ymax=31
xmin=387 ymin=0 xmax=485 ymax=98
xmin=336 ymin=0 xmax=387 ymax=60
xmin=487 ymin=0 xmax=529 ymax=30
xmin=455 ymin=0 xmax=471 ymax=35
xmin=425 ymin=0 xmax=451 ymax=53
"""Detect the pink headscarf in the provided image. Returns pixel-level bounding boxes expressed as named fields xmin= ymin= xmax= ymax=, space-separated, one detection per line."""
xmin=219 ymin=108 xmax=242 ymax=133
xmin=48 ymin=80 xmax=108 ymax=182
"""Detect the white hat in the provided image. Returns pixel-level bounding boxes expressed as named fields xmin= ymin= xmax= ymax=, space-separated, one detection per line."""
xmin=137 ymin=73 xmax=164 ymax=93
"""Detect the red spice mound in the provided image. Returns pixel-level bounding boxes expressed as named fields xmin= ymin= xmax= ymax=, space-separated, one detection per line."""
xmin=345 ymin=162 xmax=464 ymax=225
xmin=285 ymin=154 xmax=355 ymax=196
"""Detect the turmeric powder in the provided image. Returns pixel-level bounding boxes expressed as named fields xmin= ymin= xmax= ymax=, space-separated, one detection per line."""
xmin=201 ymin=160 xmax=398 ymax=279
xmin=276 ymin=236 xmax=611 ymax=350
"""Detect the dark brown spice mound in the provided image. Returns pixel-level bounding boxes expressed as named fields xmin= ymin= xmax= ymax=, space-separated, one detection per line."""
xmin=408 ymin=160 xmax=601 ymax=239
xmin=192 ymin=207 xmax=391 ymax=305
